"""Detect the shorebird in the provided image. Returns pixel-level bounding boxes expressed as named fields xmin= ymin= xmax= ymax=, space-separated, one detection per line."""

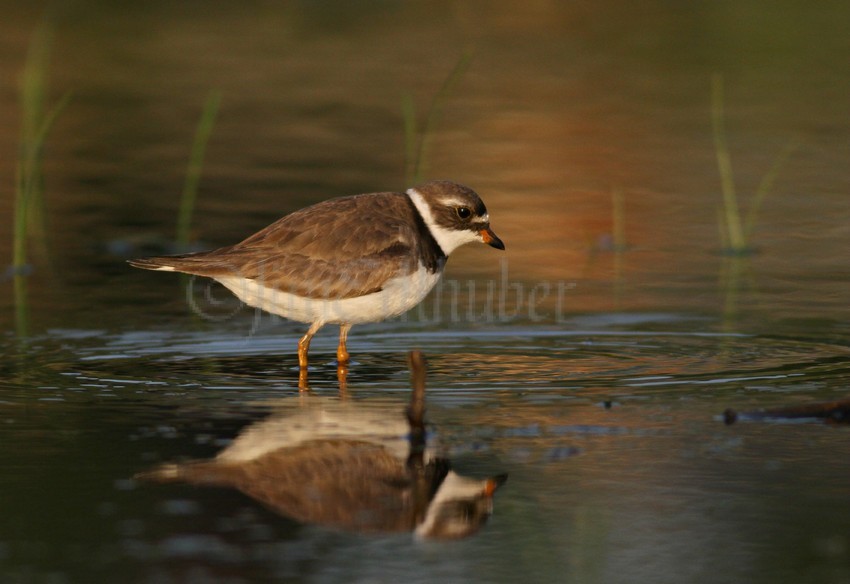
xmin=129 ymin=180 xmax=504 ymax=369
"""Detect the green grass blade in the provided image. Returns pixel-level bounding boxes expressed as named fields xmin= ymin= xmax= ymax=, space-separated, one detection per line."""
xmin=13 ymin=19 xmax=64 ymax=338
xmin=743 ymin=140 xmax=796 ymax=241
xmin=20 ymin=22 xmax=52 ymax=151
xmin=177 ymin=90 xmax=222 ymax=248
xmin=711 ymin=73 xmax=745 ymax=252
xmin=19 ymin=92 xmax=72 ymax=204
xmin=409 ymin=50 xmax=473 ymax=183
xmin=14 ymin=91 xmax=72 ymax=271
xmin=14 ymin=20 xmax=54 ymax=271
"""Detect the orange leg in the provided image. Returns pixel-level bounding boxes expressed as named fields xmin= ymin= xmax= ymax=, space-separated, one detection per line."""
xmin=297 ymin=321 xmax=323 ymax=370
xmin=336 ymin=323 xmax=352 ymax=365
xmin=298 ymin=367 xmax=310 ymax=392
xmin=336 ymin=363 xmax=349 ymax=396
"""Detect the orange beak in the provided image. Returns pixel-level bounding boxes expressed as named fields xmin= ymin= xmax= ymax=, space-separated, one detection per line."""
xmin=483 ymin=473 xmax=508 ymax=497
xmin=480 ymin=227 xmax=505 ymax=250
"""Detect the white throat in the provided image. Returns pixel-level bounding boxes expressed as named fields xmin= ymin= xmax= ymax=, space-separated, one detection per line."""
xmin=407 ymin=188 xmax=482 ymax=255
xmin=414 ymin=471 xmax=490 ymax=538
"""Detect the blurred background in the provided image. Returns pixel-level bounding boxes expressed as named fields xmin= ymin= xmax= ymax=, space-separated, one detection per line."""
xmin=1 ymin=0 xmax=847 ymax=332
xmin=1 ymin=1 xmax=849 ymax=583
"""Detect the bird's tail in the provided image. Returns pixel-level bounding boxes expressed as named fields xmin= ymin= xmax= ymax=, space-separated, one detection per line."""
xmin=134 ymin=461 xmax=234 ymax=486
xmin=127 ymin=248 xmax=236 ymax=276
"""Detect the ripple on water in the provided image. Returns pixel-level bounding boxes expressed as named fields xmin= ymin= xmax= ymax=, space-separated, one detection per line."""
xmin=15 ymin=324 xmax=846 ymax=402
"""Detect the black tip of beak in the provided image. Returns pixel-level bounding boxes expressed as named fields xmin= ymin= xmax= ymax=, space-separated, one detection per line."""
xmin=482 ymin=227 xmax=505 ymax=250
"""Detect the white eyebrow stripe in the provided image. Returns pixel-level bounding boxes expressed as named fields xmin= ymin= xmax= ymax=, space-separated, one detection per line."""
xmin=440 ymin=198 xmax=489 ymax=222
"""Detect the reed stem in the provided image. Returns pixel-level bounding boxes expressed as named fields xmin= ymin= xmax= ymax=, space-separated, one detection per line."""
xmin=403 ymin=51 xmax=472 ymax=184
xmin=177 ymin=90 xmax=222 ymax=248
xmin=711 ymin=74 xmax=746 ymax=253
xmin=12 ymin=20 xmax=70 ymax=337
xmin=744 ymin=140 xmax=796 ymax=241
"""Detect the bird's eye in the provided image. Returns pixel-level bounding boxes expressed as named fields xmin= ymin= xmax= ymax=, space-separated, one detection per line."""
xmin=456 ymin=207 xmax=472 ymax=220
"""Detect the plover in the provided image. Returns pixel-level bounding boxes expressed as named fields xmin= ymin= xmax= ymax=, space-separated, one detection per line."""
xmin=129 ymin=180 xmax=504 ymax=369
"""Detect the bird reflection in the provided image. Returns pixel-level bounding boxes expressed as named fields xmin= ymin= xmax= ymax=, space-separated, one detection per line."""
xmin=136 ymin=352 xmax=506 ymax=539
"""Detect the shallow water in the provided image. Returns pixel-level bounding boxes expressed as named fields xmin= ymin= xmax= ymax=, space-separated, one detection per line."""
xmin=2 ymin=1 xmax=850 ymax=583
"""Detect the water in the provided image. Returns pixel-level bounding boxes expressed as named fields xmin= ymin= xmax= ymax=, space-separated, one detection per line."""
xmin=2 ymin=1 xmax=850 ymax=583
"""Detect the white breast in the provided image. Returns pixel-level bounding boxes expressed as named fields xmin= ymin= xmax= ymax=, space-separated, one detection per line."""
xmin=217 ymin=398 xmax=415 ymax=462
xmin=215 ymin=262 xmax=442 ymax=326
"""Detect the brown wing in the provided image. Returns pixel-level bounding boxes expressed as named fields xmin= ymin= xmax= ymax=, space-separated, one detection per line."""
xmin=140 ymin=440 xmax=415 ymax=533
xmin=233 ymin=440 xmax=414 ymax=532
xmin=129 ymin=192 xmax=427 ymax=299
